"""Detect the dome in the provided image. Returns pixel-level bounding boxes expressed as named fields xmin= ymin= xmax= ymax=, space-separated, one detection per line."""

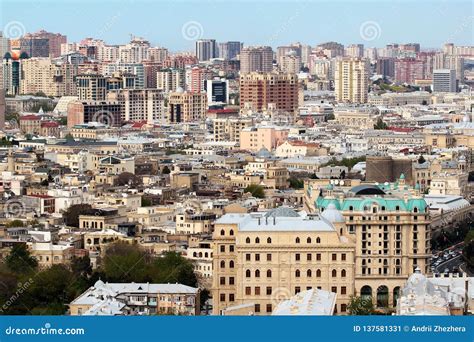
xmin=321 ymin=203 xmax=345 ymax=223
xmin=399 ymin=173 xmax=405 ymax=180
xmin=176 ymin=86 xmax=184 ymax=93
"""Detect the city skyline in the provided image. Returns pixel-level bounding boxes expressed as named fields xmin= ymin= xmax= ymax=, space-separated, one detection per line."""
xmin=1 ymin=0 xmax=473 ymax=51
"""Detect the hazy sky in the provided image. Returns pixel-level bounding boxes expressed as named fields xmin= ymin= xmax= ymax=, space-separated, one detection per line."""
xmin=1 ymin=0 xmax=473 ymax=51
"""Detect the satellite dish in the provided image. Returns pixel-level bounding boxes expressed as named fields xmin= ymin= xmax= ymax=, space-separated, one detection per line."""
xmin=340 ymin=180 xmax=345 ymax=186
xmin=334 ymin=180 xmax=339 ymax=185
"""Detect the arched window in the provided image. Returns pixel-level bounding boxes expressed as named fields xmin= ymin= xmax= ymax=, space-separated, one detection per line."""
xmin=395 ymin=205 xmax=400 ymax=211
xmin=316 ymin=237 xmax=321 ymax=244
xmin=246 ymin=269 xmax=251 ymax=278
xmin=316 ymin=269 xmax=321 ymax=277
xmin=307 ymin=237 xmax=311 ymax=243
xmin=246 ymin=237 xmax=250 ymax=244
xmin=229 ymin=260 xmax=234 ymax=268
xmin=199 ymin=252 xmax=203 ymax=257
xmin=349 ymin=206 xmax=354 ymax=211
xmin=295 ymin=269 xmax=301 ymax=277
xmin=267 ymin=269 xmax=272 ymax=278
xmin=229 ymin=229 xmax=234 ymax=236
xmin=204 ymin=252 xmax=208 ymax=258
xmin=255 ymin=269 xmax=260 ymax=278
xmin=220 ymin=260 xmax=225 ymax=268
xmin=267 ymin=237 xmax=272 ymax=244
xmin=255 ymin=237 xmax=260 ymax=244
xmin=381 ymin=206 xmax=386 ymax=211
xmin=413 ymin=207 xmax=418 ymax=213
xmin=220 ymin=229 xmax=225 ymax=236
xmin=332 ymin=269 xmax=337 ymax=277
xmin=296 ymin=237 xmax=300 ymax=243
xmin=307 ymin=269 xmax=312 ymax=277
xmin=341 ymin=269 xmax=346 ymax=278
xmin=193 ymin=252 xmax=197 ymax=257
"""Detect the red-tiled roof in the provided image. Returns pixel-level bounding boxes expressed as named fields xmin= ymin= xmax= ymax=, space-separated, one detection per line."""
xmin=20 ymin=115 xmax=40 ymax=121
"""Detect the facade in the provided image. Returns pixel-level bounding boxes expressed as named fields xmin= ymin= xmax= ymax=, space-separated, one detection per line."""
xmin=156 ymin=68 xmax=185 ymax=92
xmin=167 ymin=91 xmax=208 ymax=123
xmin=239 ymin=72 xmax=299 ymax=115
xmin=76 ymin=73 xmax=107 ymax=100
xmin=212 ymin=207 xmax=355 ymax=315
xmin=240 ymin=126 xmax=289 ymax=152
xmin=218 ymin=41 xmax=242 ymax=60
xmin=213 ymin=117 xmax=253 ymax=142
xmin=106 ymin=88 xmax=165 ymax=123
xmin=206 ymin=79 xmax=229 ymax=104
xmin=195 ymin=39 xmax=217 ymax=62
xmin=394 ymin=58 xmax=425 ymax=84
xmin=67 ymin=100 xmax=122 ymax=127
xmin=239 ymin=46 xmax=273 ymax=74
xmin=334 ymin=58 xmax=369 ymax=103
xmin=433 ymin=69 xmax=457 ymax=93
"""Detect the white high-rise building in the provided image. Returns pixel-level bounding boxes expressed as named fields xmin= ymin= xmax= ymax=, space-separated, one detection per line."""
xmin=433 ymin=69 xmax=457 ymax=93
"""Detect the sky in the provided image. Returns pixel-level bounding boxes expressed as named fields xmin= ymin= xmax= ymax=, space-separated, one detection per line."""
xmin=0 ymin=0 xmax=473 ymax=52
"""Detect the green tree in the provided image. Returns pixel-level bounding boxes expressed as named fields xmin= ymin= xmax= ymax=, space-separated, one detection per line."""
xmin=117 ymin=172 xmax=141 ymax=187
xmin=5 ymin=244 xmax=38 ymax=273
xmin=244 ymin=184 xmax=265 ymax=198
xmin=347 ymin=295 xmax=375 ymax=315
xmin=63 ymin=204 xmax=93 ymax=227
xmin=288 ymin=177 xmax=304 ymax=189
xmin=103 ymin=242 xmax=149 ymax=282
xmin=149 ymin=252 xmax=197 ymax=287
xmin=374 ymin=118 xmax=388 ymax=130
xmin=71 ymin=256 xmax=92 ymax=277
xmin=162 ymin=165 xmax=171 ymax=174
xmin=5 ymin=219 xmax=24 ymax=228
xmin=141 ymin=197 xmax=153 ymax=207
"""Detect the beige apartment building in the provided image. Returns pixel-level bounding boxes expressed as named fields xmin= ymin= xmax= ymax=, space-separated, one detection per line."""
xmin=212 ymin=207 xmax=355 ymax=315
xmin=334 ymin=109 xmax=377 ymax=129
xmin=167 ymin=90 xmax=207 ymax=123
xmin=20 ymin=57 xmax=77 ymax=96
xmin=239 ymin=46 xmax=273 ymax=74
xmin=213 ymin=117 xmax=253 ymax=142
xmin=334 ymin=58 xmax=369 ymax=103
xmin=240 ymin=126 xmax=289 ymax=152
xmin=107 ymin=88 xmax=165 ymax=123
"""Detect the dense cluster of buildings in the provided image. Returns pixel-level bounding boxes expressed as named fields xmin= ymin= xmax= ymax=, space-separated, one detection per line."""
xmin=0 ymin=28 xmax=473 ymax=316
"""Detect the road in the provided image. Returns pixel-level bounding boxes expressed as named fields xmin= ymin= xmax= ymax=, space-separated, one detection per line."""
xmin=434 ymin=254 xmax=462 ymax=274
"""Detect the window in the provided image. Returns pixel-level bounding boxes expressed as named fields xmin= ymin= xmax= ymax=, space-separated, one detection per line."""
xmin=220 ymin=245 xmax=225 ymax=253
xmin=246 ymin=237 xmax=250 ymax=244
xmin=266 ymin=287 xmax=272 ymax=295
xmin=307 ymin=237 xmax=311 ymax=243
xmin=255 ymin=237 xmax=260 ymax=244
xmin=246 ymin=269 xmax=251 ymax=278
xmin=332 ymin=269 xmax=337 ymax=277
xmin=246 ymin=253 xmax=251 ymax=261
xmin=267 ymin=237 xmax=272 ymax=244
xmin=332 ymin=253 xmax=337 ymax=261
xmin=342 ymin=253 xmax=346 ymax=261
xmin=229 ymin=294 xmax=235 ymax=302
xmin=296 ymin=237 xmax=300 ymax=243
xmin=267 ymin=269 xmax=272 ymax=278
xmin=220 ymin=229 xmax=225 ymax=236
xmin=341 ymin=304 xmax=347 ymax=312
xmin=229 ymin=229 xmax=234 ymax=236
xmin=229 ymin=277 xmax=235 ymax=285
xmin=229 ymin=260 xmax=234 ymax=268
xmin=331 ymin=286 xmax=337 ymax=293
xmin=295 ymin=269 xmax=300 ymax=277
xmin=341 ymin=269 xmax=346 ymax=277
xmin=255 ymin=254 xmax=260 ymax=261
xmin=220 ymin=277 xmax=225 ymax=285
xmin=307 ymin=269 xmax=312 ymax=277
xmin=316 ymin=253 xmax=321 ymax=261
xmin=255 ymin=287 xmax=260 ymax=295
xmin=266 ymin=304 xmax=272 ymax=313
xmin=341 ymin=286 xmax=347 ymax=295
xmin=245 ymin=287 xmax=251 ymax=295
xmin=267 ymin=253 xmax=272 ymax=261
xmin=295 ymin=287 xmax=301 ymax=294
xmin=255 ymin=269 xmax=260 ymax=278
xmin=220 ymin=294 xmax=225 ymax=302
xmin=220 ymin=260 xmax=225 ymax=268
xmin=295 ymin=253 xmax=300 ymax=261
xmin=316 ymin=237 xmax=321 ymax=243
xmin=255 ymin=304 xmax=260 ymax=313
xmin=316 ymin=269 xmax=321 ymax=277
